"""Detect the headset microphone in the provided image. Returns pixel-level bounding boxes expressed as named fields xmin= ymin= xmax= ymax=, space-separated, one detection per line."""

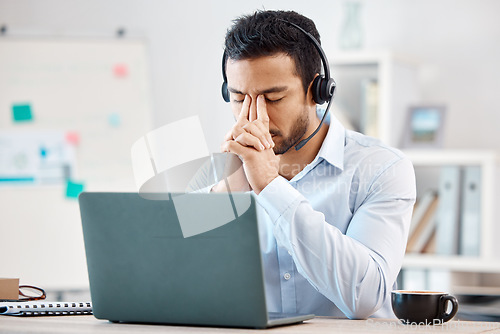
xmin=221 ymin=19 xmax=336 ymax=151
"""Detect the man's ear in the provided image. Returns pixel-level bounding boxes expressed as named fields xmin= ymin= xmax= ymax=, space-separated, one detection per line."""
xmin=306 ymin=74 xmax=320 ymax=106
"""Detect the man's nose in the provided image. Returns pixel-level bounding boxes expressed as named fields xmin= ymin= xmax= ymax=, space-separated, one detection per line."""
xmin=249 ymin=94 xmax=258 ymax=122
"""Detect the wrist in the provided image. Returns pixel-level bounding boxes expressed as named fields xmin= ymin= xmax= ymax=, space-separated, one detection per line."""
xmin=253 ymin=174 xmax=279 ymax=195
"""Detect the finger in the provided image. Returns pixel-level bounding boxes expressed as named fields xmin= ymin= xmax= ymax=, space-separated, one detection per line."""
xmin=256 ymin=95 xmax=274 ymax=147
xmin=224 ymin=130 xmax=232 ymax=142
xmin=237 ymin=94 xmax=251 ymax=124
xmin=249 ymin=96 xmax=257 ymax=122
xmin=224 ymin=126 xmax=245 ymax=142
xmin=234 ymin=132 xmax=266 ymax=151
xmin=221 ymin=140 xmax=248 ymax=158
xmin=267 ymin=131 xmax=274 ymax=148
xmin=242 ymin=121 xmax=272 ymax=149
xmin=257 ymin=95 xmax=270 ymax=128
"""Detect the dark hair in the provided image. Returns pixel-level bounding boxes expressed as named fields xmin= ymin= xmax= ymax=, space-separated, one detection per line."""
xmin=224 ymin=10 xmax=322 ymax=94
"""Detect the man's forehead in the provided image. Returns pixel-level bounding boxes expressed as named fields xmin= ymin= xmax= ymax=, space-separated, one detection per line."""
xmin=225 ymin=53 xmax=295 ymax=72
xmin=225 ymin=54 xmax=301 ymax=94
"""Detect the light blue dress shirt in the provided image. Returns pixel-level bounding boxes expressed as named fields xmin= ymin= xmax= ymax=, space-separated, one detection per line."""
xmin=255 ymin=115 xmax=416 ymax=319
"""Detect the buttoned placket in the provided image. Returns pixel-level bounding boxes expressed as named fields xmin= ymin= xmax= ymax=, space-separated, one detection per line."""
xmin=273 ymin=155 xmax=326 ymax=315
xmin=277 ymin=245 xmax=297 ymax=314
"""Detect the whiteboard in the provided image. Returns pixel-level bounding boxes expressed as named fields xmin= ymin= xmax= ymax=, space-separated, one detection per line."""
xmin=0 ymin=38 xmax=152 ymax=289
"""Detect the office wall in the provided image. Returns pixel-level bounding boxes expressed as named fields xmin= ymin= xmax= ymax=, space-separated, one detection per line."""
xmin=1 ymin=0 xmax=499 ymax=287
xmin=0 ymin=38 xmax=153 ymax=289
xmin=1 ymin=0 xmax=499 ymax=151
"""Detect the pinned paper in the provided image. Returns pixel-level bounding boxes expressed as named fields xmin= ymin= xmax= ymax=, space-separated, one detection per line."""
xmin=65 ymin=180 xmax=85 ymax=199
xmin=113 ymin=64 xmax=128 ymax=78
xmin=65 ymin=131 xmax=80 ymax=146
xmin=0 ymin=132 xmax=76 ymax=186
xmin=108 ymin=112 xmax=121 ymax=128
xmin=12 ymin=104 xmax=33 ymax=122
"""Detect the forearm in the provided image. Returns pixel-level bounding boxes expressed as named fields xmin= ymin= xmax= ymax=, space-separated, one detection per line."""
xmin=276 ymin=198 xmax=391 ymax=319
xmin=257 ymin=171 xmax=414 ymax=319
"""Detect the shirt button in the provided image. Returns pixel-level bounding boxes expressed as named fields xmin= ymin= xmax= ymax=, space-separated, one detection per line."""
xmin=288 ymin=251 xmax=292 ymax=256
xmin=284 ymin=272 xmax=291 ymax=280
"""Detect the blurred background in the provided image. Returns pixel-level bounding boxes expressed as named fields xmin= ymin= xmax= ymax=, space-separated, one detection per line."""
xmin=1 ymin=0 xmax=499 ymax=320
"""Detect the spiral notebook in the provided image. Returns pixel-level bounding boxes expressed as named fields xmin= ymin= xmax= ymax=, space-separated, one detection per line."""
xmin=0 ymin=301 xmax=92 ymax=316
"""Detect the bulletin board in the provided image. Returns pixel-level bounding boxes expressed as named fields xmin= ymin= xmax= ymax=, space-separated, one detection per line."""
xmin=0 ymin=37 xmax=153 ymax=289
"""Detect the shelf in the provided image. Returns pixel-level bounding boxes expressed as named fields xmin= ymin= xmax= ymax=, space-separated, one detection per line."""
xmin=453 ymin=286 xmax=500 ymax=296
xmin=404 ymin=149 xmax=496 ymax=259
xmin=402 ymin=149 xmax=497 ymax=166
xmin=403 ymin=254 xmax=500 ymax=273
xmin=329 ymin=50 xmax=419 ymax=148
xmin=328 ymin=51 xmax=500 ymax=287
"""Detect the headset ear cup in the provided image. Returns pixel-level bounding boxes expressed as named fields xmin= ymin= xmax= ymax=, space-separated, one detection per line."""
xmin=328 ymin=78 xmax=336 ymax=100
xmin=323 ymin=78 xmax=335 ymax=102
xmin=311 ymin=75 xmax=324 ymax=104
xmin=318 ymin=77 xmax=336 ymax=104
xmin=221 ymin=81 xmax=230 ymax=103
xmin=320 ymin=77 xmax=335 ymax=103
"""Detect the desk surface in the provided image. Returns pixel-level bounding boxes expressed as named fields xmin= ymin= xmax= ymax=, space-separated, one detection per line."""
xmin=1 ymin=316 xmax=499 ymax=333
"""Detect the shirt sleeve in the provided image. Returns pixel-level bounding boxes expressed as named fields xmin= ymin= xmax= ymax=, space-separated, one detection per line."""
xmin=256 ymin=157 xmax=416 ymax=319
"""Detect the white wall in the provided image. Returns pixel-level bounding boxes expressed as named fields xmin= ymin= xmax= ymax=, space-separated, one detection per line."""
xmin=1 ymin=0 xmax=499 ymax=286
xmin=1 ymin=0 xmax=498 ymax=151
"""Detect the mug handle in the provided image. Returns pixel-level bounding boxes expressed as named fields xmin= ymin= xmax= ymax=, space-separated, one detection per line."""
xmin=440 ymin=295 xmax=459 ymax=323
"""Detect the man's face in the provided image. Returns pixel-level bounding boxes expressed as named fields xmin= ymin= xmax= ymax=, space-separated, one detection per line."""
xmin=225 ymin=53 xmax=315 ymax=155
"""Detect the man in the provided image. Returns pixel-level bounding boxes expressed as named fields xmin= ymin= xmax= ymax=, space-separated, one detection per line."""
xmin=212 ymin=10 xmax=416 ymax=319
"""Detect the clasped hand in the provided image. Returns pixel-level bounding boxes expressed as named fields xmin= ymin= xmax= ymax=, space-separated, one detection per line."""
xmin=220 ymin=95 xmax=280 ymax=194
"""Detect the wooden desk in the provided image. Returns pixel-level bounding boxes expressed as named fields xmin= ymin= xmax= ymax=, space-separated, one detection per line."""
xmin=1 ymin=316 xmax=499 ymax=333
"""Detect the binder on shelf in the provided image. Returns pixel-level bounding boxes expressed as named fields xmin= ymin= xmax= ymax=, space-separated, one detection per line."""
xmin=410 ymin=217 xmax=437 ymax=254
xmin=435 ymin=166 xmax=461 ymax=255
xmin=459 ymin=166 xmax=482 ymax=256
xmin=408 ymin=190 xmax=437 ymax=237
xmin=406 ymin=191 xmax=439 ymax=253
xmin=421 ymin=227 xmax=437 ymax=254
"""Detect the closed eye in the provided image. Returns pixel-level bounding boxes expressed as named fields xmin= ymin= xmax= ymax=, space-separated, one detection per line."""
xmin=266 ymin=97 xmax=284 ymax=104
xmin=232 ymin=97 xmax=284 ymax=104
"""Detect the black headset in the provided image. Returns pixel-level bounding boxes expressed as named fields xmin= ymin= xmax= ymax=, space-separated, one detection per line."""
xmin=221 ymin=19 xmax=336 ymax=151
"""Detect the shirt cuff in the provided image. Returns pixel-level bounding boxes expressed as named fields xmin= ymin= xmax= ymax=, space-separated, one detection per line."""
xmin=256 ymin=176 xmax=303 ymax=224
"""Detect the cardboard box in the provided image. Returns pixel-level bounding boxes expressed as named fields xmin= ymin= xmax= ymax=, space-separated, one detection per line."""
xmin=0 ymin=278 xmax=19 ymax=300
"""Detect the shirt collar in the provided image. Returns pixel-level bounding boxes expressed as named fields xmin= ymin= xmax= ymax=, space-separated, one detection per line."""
xmin=289 ymin=110 xmax=346 ymax=183
xmin=316 ymin=113 xmax=345 ymax=171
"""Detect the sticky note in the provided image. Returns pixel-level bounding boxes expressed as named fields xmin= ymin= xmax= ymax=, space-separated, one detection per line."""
xmin=0 ymin=177 xmax=35 ymax=183
xmin=40 ymin=147 xmax=48 ymax=158
xmin=113 ymin=64 xmax=128 ymax=78
xmin=66 ymin=180 xmax=85 ymax=199
xmin=12 ymin=104 xmax=33 ymax=122
xmin=108 ymin=112 xmax=121 ymax=127
xmin=65 ymin=131 xmax=80 ymax=145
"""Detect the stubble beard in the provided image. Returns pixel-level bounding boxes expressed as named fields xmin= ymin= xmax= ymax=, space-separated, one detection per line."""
xmin=271 ymin=109 xmax=310 ymax=155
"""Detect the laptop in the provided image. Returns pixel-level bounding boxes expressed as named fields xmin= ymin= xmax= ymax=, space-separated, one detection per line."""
xmin=79 ymin=192 xmax=314 ymax=328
